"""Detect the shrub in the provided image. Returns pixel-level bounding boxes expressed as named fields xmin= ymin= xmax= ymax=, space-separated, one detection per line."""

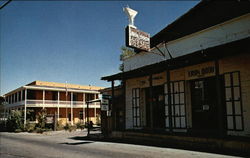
xmin=64 ymin=123 xmax=77 ymax=132
xmin=76 ymin=122 xmax=85 ymax=130
xmin=6 ymin=110 xmax=24 ymax=132
xmin=36 ymin=109 xmax=47 ymax=129
xmin=25 ymin=122 xmax=36 ymax=132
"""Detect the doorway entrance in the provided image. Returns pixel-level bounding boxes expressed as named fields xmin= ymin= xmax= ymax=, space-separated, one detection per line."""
xmin=190 ymin=77 xmax=219 ymax=134
xmin=145 ymin=85 xmax=165 ymax=130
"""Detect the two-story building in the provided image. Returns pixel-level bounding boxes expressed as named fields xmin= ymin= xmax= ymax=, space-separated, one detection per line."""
xmin=4 ymin=81 xmax=104 ymax=125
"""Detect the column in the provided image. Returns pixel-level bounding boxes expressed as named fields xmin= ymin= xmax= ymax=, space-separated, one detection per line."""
xmin=42 ymin=90 xmax=45 ymax=109
xmin=24 ymin=89 xmax=27 ymax=126
xmin=83 ymin=93 xmax=85 ymax=123
xmin=111 ymin=80 xmax=115 ymax=130
xmin=57 ymin=91 xmax=60 ymax=121
xmin=94 ymin=93 xmax=96 ymax=123
xmin=166 ymin=69 xmax=173 ymax=132
xmin=17 ymin=92 xmax=19 ymax=102
xmin=71 ymin=92 xmax=73 ymax=125
xmin=21 ymin=90 xmax=23 ymax=101
xmin=215 ymin=60 xmax=226 ymax=137
xmin=149 ymin=75 xmax=153 ymax=129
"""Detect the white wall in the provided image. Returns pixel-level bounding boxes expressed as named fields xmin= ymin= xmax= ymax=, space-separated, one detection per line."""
xmin=124 ymin=13 xmax=250 ymax=72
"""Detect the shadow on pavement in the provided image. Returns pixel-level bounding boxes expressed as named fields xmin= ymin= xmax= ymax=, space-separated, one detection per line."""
xmin=60 ymin=141 xmax=94 ymax=145
xmin=69 ymin=135 xmax=250 ymax=157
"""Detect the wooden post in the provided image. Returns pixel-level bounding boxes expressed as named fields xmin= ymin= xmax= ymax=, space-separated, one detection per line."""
xmin=215 ymin=59 xmax=226 ymax=137
xmin=166 ymin=69 xmax=173 ymax=132
xmin=111 ymin=80 xmax=115 ymax=130
xmin=149 ymin=74 xmax=153 ymax=129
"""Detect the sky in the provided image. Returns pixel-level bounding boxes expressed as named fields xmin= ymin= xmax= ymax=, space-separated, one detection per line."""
xmin=0 ymin=1 xmax=199 ymax=95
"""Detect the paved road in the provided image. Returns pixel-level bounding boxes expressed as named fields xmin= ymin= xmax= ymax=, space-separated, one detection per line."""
xmin=0 ymin=131 xmax=239 ymax=158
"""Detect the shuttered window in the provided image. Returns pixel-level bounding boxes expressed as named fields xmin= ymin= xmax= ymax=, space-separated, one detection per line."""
xmin=132 ymin=88 xmax=141 ymax=127
xmin=165 ymin=81 xmax=186 ymax=129
xmin=224 ymin=71 xmax=244 ymax=131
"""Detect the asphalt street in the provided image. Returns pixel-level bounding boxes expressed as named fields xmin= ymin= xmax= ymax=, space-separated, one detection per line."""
xmin=0 ymin=131 xmax=240 ymax=158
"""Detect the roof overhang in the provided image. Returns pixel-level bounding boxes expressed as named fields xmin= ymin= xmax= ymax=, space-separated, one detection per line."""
xmin=101 ymin=37 xmax=250 ymax=81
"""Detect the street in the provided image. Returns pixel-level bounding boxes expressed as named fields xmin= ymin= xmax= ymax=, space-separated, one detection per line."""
xmin=0 ymin=131 xmax=240 ymax=158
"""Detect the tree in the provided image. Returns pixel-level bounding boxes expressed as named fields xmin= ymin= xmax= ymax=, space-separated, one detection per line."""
xmin=119 ymin=46 xmax=136 ymax=71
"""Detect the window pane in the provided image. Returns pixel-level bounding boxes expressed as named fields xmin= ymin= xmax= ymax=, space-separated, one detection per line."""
xmin=225 ymin=88 xmax=232 ymax=101
xmin=175 ymin=106 xmax=179 ymax=116
xmin=136 ymin=108 xmax=140 ymax=116
xmin=233 ymin=87 xmax=240 ymax=101
xmin=137 ymin=99 xmax=140 ymax=107
xmin=165 ymin=106 xmax=169 ymax=116
xmin=174 ymin=94 xmax=179 ymax=104
xmin=175 ymin=117 xmax=180 ymax=128
xmin=164 ymin=83 xmax=168 ymax=94
xmin=136 ymin=89 xmax=139 ymax=97
xmin=227 ymin=116 xmax=234 ymax=130
xmin=133 ymin=109 xmax=137 ymax=116
xmin=137 ymin=118 xmax=141 ymax=126
xmin=179 ymin=81 xmax=184 ymax=92
xmin=180 ymin=105 xmax=185 ymax=115
xmin=180 ymin=93 xmax=184 ymax=104
xmin=235 ymin=116 xmax=242 ymax=130
xmin=181 ymin=117 xmax=186 ymax=128
xmin=224 ymin=73 xmax=231 ymax=87
xmin=165 ymin=95 xmax=169 ymax=105
xmin=133 ymin=119 xmax=137 ymax=126
xmin=165 ymin=117 xmax=169 ymax=128
xmin=226 ymin=102 xmax=233 ymax=115
xmin=170 ymin=83 xmax=174 ymax=93
xmin=233 ymin=73 xmax=239 ymax=86
xmin=234 ymin=101 xmax=242 ymax=115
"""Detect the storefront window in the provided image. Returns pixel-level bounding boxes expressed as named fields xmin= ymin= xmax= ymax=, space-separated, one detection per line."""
xmin=165 ymin=81 xmax=186 ymax=129
xmin=224 ymin=71 xmax=244 ymax=131
xmin=132 ymin=88 xmax=141 ymax=127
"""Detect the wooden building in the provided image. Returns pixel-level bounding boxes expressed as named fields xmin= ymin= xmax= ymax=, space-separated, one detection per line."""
xmin=102 ymin=1 xmax=250 ymax=138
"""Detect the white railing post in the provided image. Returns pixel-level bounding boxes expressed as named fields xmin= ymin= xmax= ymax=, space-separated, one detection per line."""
xmin=24 ymin=89 xmax=27 ymax=126
xmin=43 ymin=90 xmax=45 ymax=109
xmin=57 ymin=91 xmax=60 ymax=121
xmin=83 ymin=93 xmax=85 ymax=123
xmin=21 ymin=90 xmax=23 ymax=101
xmin=71 ymin=92 xmax=73 ymax=125
xmin=94 ymin=94 xmax=96 ymax=123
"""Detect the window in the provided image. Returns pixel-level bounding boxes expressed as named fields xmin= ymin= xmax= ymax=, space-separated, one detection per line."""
xmin=224 ymin=71 xmax=244 ymax=131
xmin=132 ymin=88 xmax=141 ymax=127
xmin=165 ymin=81 xmax=186 ymax=129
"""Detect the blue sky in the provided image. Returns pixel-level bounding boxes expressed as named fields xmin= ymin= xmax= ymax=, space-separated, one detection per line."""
xmin=0 ymin=1 xmax=199 ymax=95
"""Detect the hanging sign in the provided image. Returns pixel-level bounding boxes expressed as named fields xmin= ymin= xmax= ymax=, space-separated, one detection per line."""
xmin=126 ymin=26 xmax=150 ymax=51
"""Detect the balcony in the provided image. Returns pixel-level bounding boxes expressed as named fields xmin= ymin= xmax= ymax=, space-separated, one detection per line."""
xmin=6 ymin=100 xmax=100 ymax=108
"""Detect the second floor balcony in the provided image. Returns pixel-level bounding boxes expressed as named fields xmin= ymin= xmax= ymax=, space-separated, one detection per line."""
xmin=6 ymin=100 xmax=100 ymax=108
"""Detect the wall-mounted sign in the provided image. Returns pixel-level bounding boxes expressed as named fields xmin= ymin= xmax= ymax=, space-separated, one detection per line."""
xmin=126 ymin=26 xmax=150 ymax=51
xmin=185 ymin=62 xmax=215 ymax=80
xmin=101 ymin=98 xmax=109 ymax=111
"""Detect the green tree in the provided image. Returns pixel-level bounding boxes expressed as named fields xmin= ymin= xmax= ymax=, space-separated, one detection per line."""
xmin=6 ymin=110 xmax=24 ymax=132
xmin=119 ymin=46 xmax=136 ymax=71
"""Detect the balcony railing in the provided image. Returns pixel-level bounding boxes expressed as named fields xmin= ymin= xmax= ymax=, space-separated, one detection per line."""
xmin=6 ymin=100 xmax=100 ymax=108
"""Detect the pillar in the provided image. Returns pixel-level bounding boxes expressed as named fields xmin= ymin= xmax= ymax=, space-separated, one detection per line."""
xmin=71 ymin=92 xmax=73 ymax=125
xmin=42 ymin=90 xmax=45 ymax=109
xmin=57 ymin=91 xmax=60 ymax=121
xmin=24 ymin=89 xmax=27 ymax=126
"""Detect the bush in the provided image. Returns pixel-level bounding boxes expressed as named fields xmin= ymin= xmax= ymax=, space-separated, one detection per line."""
xmin=25 ymin=122 xmax=36 ymax=132
xmin=76 ymin=122 xmax=85 ymax=130
xmin=64 ymin=123 xmax=76 ymax=132
xmin=36 ymin=109 xmax=47 ymax=129
xmin=6 ymin=110 xmax=24 ymax=132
